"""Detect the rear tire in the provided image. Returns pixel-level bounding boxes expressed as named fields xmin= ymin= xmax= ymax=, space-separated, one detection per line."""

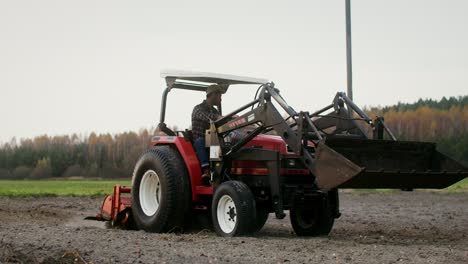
xmin=290 ymin=195 xmax=334 ymax=236
xmin=212 ymin=181 xmax=256 ymax=237
xmin=131 ymin=146 xmax=191 ymax=232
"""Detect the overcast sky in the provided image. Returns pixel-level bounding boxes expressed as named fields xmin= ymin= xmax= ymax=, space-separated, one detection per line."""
xmin=1 ymin=0 xmax=467 ymax=143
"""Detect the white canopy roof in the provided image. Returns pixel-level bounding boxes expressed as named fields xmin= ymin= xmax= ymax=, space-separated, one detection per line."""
xmin=160 ymin=69 xmax=269 ymax=86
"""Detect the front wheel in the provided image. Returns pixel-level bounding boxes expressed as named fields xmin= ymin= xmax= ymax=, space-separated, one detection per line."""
xmin=212 ymin=181 xmax=256 ymax=237
xmin=290 ymin=195 xmax=335 ymax=236
xmin=251 ymin=207 xmax=269 ymax=233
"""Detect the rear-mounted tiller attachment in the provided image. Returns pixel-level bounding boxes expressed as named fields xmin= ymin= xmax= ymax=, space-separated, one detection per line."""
xmin=85 ymin=185 xmax=134 ymax=228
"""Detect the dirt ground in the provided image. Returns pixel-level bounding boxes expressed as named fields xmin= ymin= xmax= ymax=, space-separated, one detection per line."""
xmin=0 ymin=191 xmax=467 ymax=264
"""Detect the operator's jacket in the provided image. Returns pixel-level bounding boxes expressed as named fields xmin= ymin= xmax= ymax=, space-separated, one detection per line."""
xmin=191 ymin=100 xmax=220 ymax=141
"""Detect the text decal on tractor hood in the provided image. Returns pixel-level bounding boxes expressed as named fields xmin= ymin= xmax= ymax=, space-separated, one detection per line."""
xmin=228 ymin=117 xmax=247 ymax=128
xmin=152 ymin=136 xmax=175 ymax=141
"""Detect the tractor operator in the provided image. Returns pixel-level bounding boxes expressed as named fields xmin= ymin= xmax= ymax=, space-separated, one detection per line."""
xmin=191 ymin=84 xmax=225 ymax=184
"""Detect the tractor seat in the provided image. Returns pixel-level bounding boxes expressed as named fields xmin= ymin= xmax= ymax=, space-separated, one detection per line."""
xmin=178 ymin=129 xmax=194 ymax=143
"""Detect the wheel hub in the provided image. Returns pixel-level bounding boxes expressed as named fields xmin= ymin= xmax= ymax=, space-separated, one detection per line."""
xmin=227 ymin=206 xmax=236 ymax=221
xmin=139 ymin=170 xmax=162 ymax=216
xmin=217 ymin=195 xmax=237 ymax=233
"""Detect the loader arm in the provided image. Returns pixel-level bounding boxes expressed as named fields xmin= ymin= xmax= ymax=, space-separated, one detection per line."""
xmin=214 ymin=86 xmax=310 ymax=165
xmin=212 ymin=84 xmax=363 ymax=191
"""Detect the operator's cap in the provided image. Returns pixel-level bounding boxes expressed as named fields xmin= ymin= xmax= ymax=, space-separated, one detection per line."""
xmin=206 ymin=84 xmax=226 ymax=95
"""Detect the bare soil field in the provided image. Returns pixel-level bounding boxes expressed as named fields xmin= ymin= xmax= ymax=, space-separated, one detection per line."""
xmin=1 ymin=192 xmax=467 ymax=263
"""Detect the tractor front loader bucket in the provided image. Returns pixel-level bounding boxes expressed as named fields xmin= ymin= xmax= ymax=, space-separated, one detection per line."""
xmin=313 ymin=138 xmax=468 ymax=190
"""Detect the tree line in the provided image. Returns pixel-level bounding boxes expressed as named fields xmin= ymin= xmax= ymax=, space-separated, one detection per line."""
xmin=0 ymin=130 xmax=154 ymax=180
xmin=0 ymin=95 xmax=467 ymax=179
xmin=365 ymin=95 xmax=468 ymax=165
xmin=375 ymin=95 xmax=468 ymax=113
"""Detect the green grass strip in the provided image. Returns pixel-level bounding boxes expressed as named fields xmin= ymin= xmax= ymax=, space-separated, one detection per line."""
xmin=445 ymin=178 xmax=468 ymax=192
xmin=0 ymin=180 xmax=131 ymax=197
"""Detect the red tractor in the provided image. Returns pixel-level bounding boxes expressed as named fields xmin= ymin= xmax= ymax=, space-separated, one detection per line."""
xmin=91 ymin=70 xmax=468 ymax=237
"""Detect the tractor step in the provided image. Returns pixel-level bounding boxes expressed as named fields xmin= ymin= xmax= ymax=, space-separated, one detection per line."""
xmin=195 ymin=185 xmax=214 ymax=195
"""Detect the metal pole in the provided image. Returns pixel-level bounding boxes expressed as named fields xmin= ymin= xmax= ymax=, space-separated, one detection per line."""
xmin=345 ymin=0 xmax=353 ymax=101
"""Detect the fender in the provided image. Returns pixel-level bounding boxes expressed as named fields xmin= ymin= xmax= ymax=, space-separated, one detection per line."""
xmin=151 ymin=136 xmax=206 ymax=201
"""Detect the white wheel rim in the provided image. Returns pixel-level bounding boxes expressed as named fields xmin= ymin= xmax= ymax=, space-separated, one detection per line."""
xmin=139 ymin=170 xmax=161 ymax=216
xmin=217 ymin=195 xmax=237 ymax=234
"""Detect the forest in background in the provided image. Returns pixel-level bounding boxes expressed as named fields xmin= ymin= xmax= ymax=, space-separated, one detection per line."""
xmin=0 ymin=95 xmax=467 ymax=179
xmin=0 ymin=129 xmax=155 ymax=180
xmin=365 ymin=95 xmax=468 ymax=164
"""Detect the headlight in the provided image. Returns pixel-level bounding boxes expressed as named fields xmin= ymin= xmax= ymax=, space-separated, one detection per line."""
xmin=287 ymin=159 xmax=296 ymax=168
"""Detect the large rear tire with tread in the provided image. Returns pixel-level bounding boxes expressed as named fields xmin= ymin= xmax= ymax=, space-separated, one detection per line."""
xmin=131 ymin=146 xmax=191 ymax=233
xmin=290 ymin=195 xmax=334 ymax=236
xmin=212 ymin=181 xmax=256 ymax=237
